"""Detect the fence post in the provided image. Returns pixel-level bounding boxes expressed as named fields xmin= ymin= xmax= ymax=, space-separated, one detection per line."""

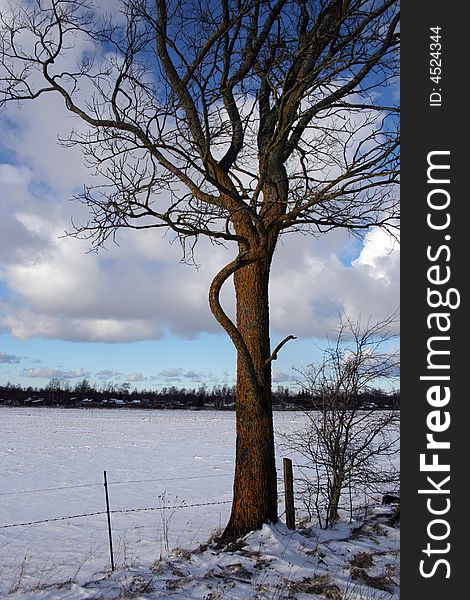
xmin=283 ymin=458 xmax=295 ymax=530
xmin=103 ymin=470 xmax=115 ymax=571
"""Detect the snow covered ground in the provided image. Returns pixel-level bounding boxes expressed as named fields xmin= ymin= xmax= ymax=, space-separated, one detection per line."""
xmin=0 ymin=408 xmax=399 ymax=598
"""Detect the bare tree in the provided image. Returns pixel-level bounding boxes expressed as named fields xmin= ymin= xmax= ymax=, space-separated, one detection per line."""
xmin=0 ymin=0 xmax=399 ymax=540
xmin=281 ymin=312 xmax=399 ymax=528
xmin=46 ymin=376 xmax=64 ymax=404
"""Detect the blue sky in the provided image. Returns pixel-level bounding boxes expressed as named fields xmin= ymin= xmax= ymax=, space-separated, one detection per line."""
xmin=0 ymin=2 xmax=399 ymax=392
xmin=0 ymin=331 xmax=333 ymax=390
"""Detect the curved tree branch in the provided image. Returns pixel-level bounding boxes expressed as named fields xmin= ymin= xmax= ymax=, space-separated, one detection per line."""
xmin=264 ymin=335 xmax=297 ymax=366
xmin=208 ymin=250 xmax=265 ymax=394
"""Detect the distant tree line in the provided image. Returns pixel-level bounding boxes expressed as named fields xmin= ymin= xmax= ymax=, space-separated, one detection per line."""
xmin=0 ymin=379 xmax=399 ymax=410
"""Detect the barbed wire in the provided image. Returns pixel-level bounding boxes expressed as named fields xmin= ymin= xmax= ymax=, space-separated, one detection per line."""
xmin=276 ymin=463 xmax=310 ymax=472
xmin=0 ymin=482 xmax=102 ymax=497
xmin=0 ymin=473 xmax=232 ymax=498
xmin=109 ymin=473 xmax=231 ymax=486
xmin=0 ymin=467 xmax=294 ymax=531
xmin=0 ymin=465 xmax=306 ymax=499
xmin=0 ymin=500 xmax=233 ymax=530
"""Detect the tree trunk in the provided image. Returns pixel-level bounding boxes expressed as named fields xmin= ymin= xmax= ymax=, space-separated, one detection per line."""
xmin=328 ymin=475 xmax=343 ymax=525
xmin=222 ymin=257 xmax=278 ymax=540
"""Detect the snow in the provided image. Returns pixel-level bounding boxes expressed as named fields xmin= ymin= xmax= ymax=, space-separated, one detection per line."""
xmin=4 ymin=518 xmax=399 ymax=599
xmin=0 ymin=407 xmax=399 ymax=598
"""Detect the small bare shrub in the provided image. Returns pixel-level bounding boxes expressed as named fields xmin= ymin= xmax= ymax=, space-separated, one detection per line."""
xmin=281 ymin=313 xmax=400 ymax=528
xmin=350 ymin=552 xmax=374 ymax=568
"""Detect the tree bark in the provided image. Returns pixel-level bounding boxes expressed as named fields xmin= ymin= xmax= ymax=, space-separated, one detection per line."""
xmin=221 ymin=257 xmax=278 ymax=540
xmin=328 ymin=474 xmax=343 ymax=525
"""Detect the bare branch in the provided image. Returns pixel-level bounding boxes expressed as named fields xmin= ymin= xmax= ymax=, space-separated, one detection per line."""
xmin=264 ymin=334 xmax=297 ymax=366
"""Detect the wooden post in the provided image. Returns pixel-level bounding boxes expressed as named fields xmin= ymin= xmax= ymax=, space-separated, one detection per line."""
xmin=103 ymin=470 xmax=115 ymax=571
xmin=283 ymin=458 xmax=295 ymax=530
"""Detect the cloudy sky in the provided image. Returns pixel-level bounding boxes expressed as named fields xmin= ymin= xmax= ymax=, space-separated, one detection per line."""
xmin=0 ymin=4 xmax=399 ymax=392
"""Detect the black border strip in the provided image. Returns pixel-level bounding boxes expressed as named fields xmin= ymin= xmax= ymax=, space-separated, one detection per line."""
xmin=401 ymin=2 xmax=467 ymax=596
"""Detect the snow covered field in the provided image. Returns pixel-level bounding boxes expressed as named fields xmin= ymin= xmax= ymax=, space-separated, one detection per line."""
xmin=0 ymin=408 xmax=300 ymax=592
xmin=0 ymin=408 xmax=399 ymax=598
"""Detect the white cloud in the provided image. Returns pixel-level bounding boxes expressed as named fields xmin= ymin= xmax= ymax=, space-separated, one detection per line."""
xmin=0 ymin=351 xmax=22 ymax=364
xmin=158 ymin=368 xmax=184 ymax=379
xmin=272 ymin=371 xmax=297 ymax=383
xmin=0 ymin=164 xmax=32 ymax=186
xmin=0 ymin=201 xmax=398 ymax=343
xmin=21 ymin=367 xmax=88 ymax=379
xmin=0 ymin=180 xmax=399 ymax=343
xmin=269 ymin=228 xmax=399 ymax=339
xmin=95 ymin=369 xmax=122 ymax=380
xmin=127 ymin=372 xmax=147 ymax=382
xmin=0 ymin=306 xmax=166 ymax=343
xmin=353 ymin=228 xmax=399 ymax=283
xmin=2 ymin=96 xmax=90 ymax=194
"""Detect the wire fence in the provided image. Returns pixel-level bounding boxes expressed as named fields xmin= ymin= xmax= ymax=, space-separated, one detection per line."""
xmin=0 ymin=500 xmax=234 ymax=530
xmin=0 ymin=470 xmax=236 ymax=577
xmin=0 ymin=462 xmax=296 ymax=589
xmin=0 ymin=468 xmax=292 ymax=530
xmin=0 ymin=464 xmax=305 ymax=501
xmin=0 ymin=472 xmax=234 ymax=498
